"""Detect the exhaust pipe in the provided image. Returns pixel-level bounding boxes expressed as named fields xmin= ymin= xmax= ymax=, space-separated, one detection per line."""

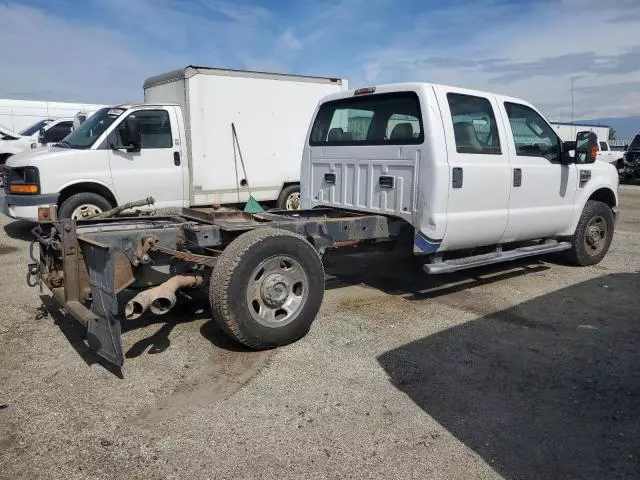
xmin=125 ymin=274 xmax=203 ymax=320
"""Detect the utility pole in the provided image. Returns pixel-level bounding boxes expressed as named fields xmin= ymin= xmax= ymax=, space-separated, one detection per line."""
xmin=571 ymin=77 xmax=574 ymax=126
xmin=570 ymin=77 xmax=578 ymax=138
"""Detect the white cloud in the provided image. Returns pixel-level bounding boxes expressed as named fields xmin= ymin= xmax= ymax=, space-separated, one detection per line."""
xmin=2 ymin=0 xmax=639 ymax=122
xmin=348 ymin=0 xmax=640 ymax=119
xmin=0 ymin=3 xmax=176 ymax=103
xmin=280 ymin=29 xmax=302 ymax=51
xmin=0 ymin=1 xmax=277 ymax=103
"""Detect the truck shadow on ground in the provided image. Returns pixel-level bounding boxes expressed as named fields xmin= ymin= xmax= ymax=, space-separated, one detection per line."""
xmin=377 ymin=272 xmax=640 ymax=480
xmin=123 ymin=297 xmax=253 ymax=358
xmin=324 ymin=251 xmax=551 ymax=300
xmin=39 ymin=295 xmax=125 ymax=377
xmin=3 ymin=220 xmax=34 ymax=242
xmin=43 ymin=292 xmax=251 ymax=376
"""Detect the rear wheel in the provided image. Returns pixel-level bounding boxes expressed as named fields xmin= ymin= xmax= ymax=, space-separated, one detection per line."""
xmin=58 ymin=192 xmax=112 ymax=220
xmin=565 ymin=200 xmax=614 ymax=266
xmin=210 ymin=228 xmax=324 ymax=349
xmin=276 ymin=184 xmax=301 ymax=210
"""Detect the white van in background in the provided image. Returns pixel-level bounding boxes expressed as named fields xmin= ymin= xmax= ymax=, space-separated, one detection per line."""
xmin=0 ymin=117 xmax=75 ymax=164
xmin=1 ymin=66 xmax=348 ymax=220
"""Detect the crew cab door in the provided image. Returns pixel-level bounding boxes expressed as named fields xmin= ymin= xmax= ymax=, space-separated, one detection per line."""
xmin=498 ymin=101 xmax=578 ymax=242
xmin=107 ymin=107 xmax=185 ymax=208
xmin=435 ymin=88 xmax=511 ymax=250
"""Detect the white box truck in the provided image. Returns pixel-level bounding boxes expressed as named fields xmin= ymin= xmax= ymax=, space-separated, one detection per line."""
xmin=1 ymin=66 xmax=347 ymax=221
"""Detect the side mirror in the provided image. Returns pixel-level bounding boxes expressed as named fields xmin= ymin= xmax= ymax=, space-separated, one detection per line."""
xmin=38 ymin=128 xmax=47 ymax=145
xmin=575 ymin=131 xmax=598 ymax=164
xmin=120 ymin=116 xmax=141 ymax=152
xmin=624 ymin=144 xmax=629 ymax=151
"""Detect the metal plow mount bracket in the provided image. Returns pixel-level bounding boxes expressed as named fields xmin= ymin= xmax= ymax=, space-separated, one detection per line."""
xmin=79 ymin=240 xmax=124 ymax=367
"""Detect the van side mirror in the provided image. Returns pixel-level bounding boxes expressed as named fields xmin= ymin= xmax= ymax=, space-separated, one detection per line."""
xmin=120 ymin=116 xmax=141 ymax=152
xmin=575 ymin=131 xmax=598 ymax=164
xmin=38 ymin=127 xmax=47 ymax=145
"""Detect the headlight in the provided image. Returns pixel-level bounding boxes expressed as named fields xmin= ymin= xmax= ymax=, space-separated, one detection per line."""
xmin=7 ymin=166 xmax=40 ymax=195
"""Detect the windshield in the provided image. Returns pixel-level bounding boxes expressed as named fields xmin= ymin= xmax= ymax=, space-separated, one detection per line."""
xmin=19 ymin=119 xmax=53 ymax=136
xmin=60 ymin=107 xmax=125 ymax=149
xmin=629 ymin=133 xmax=640 ymax=151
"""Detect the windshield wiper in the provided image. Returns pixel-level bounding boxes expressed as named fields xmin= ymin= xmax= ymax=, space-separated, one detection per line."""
xmin=55 ymin=140 xmax=71 ymax=148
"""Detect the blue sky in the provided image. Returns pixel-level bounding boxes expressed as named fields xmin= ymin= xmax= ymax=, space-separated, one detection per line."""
xmin=1 ymin=0 xmax=640 ymax=121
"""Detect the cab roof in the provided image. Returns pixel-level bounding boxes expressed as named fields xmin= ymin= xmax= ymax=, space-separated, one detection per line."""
xmin=110 ymin=103 xmax=181 ymax=110
xmin=318 ymin=82 xmax=542 ymax=116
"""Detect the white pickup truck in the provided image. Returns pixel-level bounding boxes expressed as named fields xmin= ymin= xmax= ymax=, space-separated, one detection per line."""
xmin=2 ymin=66 xmax=347 ymax=221
xmin=30 ymin=82 xmax=619 ymax=367
xmin=596 ymin=139 xmax=624 ymax=169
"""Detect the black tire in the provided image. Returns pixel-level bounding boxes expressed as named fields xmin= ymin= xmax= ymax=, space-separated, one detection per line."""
xmin=276 ymin=184 xmax=301 ymax=210
xmin=58 ymin=192 xmax=113 ymax=220
xmin=565 ymin=200 xmax=614 ymax=266
xmin=210 ymin=228 xmax=324 ymax=349
xmin=0 ymin=153 xmax=12 ymax=165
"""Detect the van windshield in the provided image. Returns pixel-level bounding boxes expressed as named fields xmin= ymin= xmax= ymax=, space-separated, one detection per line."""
xmin=629 ymin=133 xmax=640 ymax=151
xmin=59 ymin=107 xmax=125 ymax=149
xmin=19 ymin=119 xmax=53 ymax=136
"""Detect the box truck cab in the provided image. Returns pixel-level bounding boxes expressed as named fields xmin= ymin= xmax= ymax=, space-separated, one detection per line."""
xmin=1 ymin=66 xmax=347 ymax=221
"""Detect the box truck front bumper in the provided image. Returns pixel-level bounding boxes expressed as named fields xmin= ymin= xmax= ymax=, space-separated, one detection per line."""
xmin=0 ymin=190 xmax=59 ymax=221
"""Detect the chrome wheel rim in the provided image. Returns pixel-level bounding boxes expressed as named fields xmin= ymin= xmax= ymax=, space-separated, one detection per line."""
xmin=285 ymin=192 xmax=301 ymax=210
xmin=70 ymin=204 xmax=103 ymax=220
xmin=584 ymin=215 xmax=607 ymax=256
xmin=246 ymin=255 xmax=308 ymax=328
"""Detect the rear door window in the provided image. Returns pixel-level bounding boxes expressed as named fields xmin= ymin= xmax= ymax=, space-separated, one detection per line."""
xmin=599 ymin=141 xmax=608 ymax=151
xmin=447 ymin=93 xmax=501 ymax=155
xmin=309 ymin=92 xmax=423 ymax=146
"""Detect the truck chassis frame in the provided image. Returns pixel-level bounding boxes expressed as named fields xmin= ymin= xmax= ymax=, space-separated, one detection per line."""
xmin=31 ymin=207 xmax=405 ymax=367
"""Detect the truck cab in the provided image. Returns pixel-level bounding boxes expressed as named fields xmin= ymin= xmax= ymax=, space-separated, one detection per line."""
xmin=1 ymin=105 xmax=187 ymax=220
xmin=302 ymin=83 xmax=618 ymax=259
xmin=622 ymin=131 xmax=640 ymax=181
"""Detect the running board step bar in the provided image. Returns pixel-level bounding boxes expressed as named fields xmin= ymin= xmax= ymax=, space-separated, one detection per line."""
xmin=424 ymin=241 xmax=572 ymax=275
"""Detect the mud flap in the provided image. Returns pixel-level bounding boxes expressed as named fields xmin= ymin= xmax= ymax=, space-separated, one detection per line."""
xmin=79 ymin=242 xmax=124 ymax=367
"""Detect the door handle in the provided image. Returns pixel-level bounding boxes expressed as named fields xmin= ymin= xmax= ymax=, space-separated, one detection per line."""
xmin=379 ymin=176 xmax=394 ymax=188
xmin=513 ymin=168 xmax=522 ymax=187
xmin=173 ymin=152 xmax=181 ymax=166
xmin=324 ymin=173 xmax=336 ymax=184
xmin=452 ymin=167 xmax=463 ymax=189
